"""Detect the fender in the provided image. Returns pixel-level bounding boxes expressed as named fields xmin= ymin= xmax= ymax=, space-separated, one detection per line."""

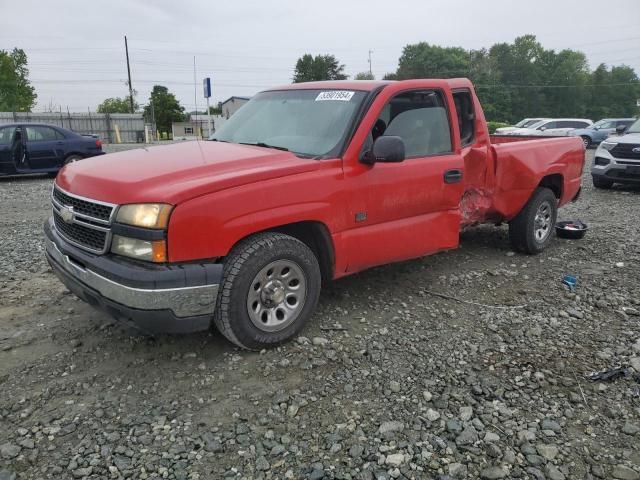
xmin=167 ymin=166 xmax=347 ymax=262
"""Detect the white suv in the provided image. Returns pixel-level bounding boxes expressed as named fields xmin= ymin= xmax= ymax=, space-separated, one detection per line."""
xmin=508 ymin=118 xmax=593 ymax=136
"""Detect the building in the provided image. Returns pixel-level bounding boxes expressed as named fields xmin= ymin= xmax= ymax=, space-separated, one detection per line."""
xmin=171 ymin=114 xmax=228 ymax=140
xmin=221 ymin=96 xmax=251 ymax=118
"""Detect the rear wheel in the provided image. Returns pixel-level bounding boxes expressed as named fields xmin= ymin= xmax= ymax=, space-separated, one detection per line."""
xmin=213 ymin=232 xmax=321 ymax=350
xmin=509 ymin=187 xmax=558 ymax=254
xmin=580 ymin=136 xmax=591 ymax=148
xmin=64 ymin=154 xmax=82 ymax=164
xmin=592 ymin=176 xmax=613 ymax=189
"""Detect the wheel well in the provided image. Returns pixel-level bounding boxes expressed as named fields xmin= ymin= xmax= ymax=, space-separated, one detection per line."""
xmin=538 ymin=174 xmax=563 ymax=199
xmin=269 ymin=221 xmax=334 ymax=286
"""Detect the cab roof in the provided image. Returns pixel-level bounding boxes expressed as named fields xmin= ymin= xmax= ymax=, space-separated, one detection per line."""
xmin=265 ymin=78 xmax=474 ymax=92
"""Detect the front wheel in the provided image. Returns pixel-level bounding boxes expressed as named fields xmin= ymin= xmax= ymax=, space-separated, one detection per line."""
xmin=213 ymin=232 xmax=321 ymax=350
xmin=508 ymin=187 xmax=558 ymax=254
xmin=580 ymin=136 xmax=591 ymax=149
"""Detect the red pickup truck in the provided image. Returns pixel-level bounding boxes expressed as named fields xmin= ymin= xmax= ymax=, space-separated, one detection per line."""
xmin=45 ymin=79 xmax=584 ymax=349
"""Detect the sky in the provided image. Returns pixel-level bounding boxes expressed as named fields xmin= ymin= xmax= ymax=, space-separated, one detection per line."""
xmin=1 ymin=0 xmax=639 ymax=113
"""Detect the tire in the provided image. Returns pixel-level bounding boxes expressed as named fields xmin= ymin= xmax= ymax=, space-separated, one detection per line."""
xmin=592 ymin=176 xmax=613 ymax=189
xmin=580 ymin=136 xmax=591 ymax=148
xmin=64 ymin=154 xmax=83 ymax=164
xmin=508 ymin=187 xmax=558 ymax=254
xmin=213 ymin=232 xmax=321 ymax=350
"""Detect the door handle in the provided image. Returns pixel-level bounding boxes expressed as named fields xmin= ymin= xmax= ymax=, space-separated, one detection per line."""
xmin=444 ymin=169 xmax=463 ymax=184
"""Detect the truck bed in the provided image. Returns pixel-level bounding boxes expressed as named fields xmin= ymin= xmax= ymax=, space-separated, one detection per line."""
xmin=490 ymin=134 xmax=565 ymax=144
xmin=486 ymin=135 xmax=585 ymax=220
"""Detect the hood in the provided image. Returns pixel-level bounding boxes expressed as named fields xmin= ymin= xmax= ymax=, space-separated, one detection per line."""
xmin=56 ymin=141 xmax=323 ymax=205
xmin=494 ymin=126 xmax=517 ymax=133
xmin=610 ymin=132 xmax=640 ymax=144
xmin=506 ymin=128 xmax=538 ymax=135
xmin=569 ymin=128 xmax=595 ymax=136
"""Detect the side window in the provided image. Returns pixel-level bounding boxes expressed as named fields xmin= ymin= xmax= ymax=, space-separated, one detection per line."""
xmin=54 ymin=129 xmax=66 ymax=140
xmin=618 ymin=120 xmax=633 ymax=128
xmin=452 ymin=90 xmax=475 ymax=146
xmin=0 ymin=126 xmax=17 ymax=145
xmin=26 ymin=126 xmax=59 ymax=142
xmin=368 ymin=90 xmax=452 ymax=158
xmin=540 ymin=121 xmax=556 ymax=130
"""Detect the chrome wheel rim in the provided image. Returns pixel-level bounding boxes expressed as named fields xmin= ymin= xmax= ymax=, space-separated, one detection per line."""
xmin=534 ymin=201 xmax=553 ymax=242
xmin=582 ymin=137 xmax=589 ymax=148
xmin=247 ymin=259 xmax=307 ymax=332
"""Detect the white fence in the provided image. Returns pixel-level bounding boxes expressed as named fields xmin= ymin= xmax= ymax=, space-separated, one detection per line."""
xmin=0 ymin=112 xmax=146 ymax=143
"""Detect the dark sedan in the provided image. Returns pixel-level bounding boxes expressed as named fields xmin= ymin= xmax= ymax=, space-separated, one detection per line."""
xmin=0 ymin=123 xmax=105 ymax=177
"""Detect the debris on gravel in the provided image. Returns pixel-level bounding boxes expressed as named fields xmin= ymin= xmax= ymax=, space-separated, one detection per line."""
xmin=1 ymin=152 xmax=639 ymax=479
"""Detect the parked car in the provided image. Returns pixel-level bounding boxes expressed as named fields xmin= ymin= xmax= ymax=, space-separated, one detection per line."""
xmin=507 ymin=118 xmax=593 ymax=136
xmin=591 ymin=117 xmax=640 ymax=188
xmin=569 ymin=118 xmax=635 ymax=148
xmin=45 ymin=78 xmax=584 ymax=349
xmin=0 ymin=123 xmax=104 ymax=177
xmin=494 ymin=118 xmax=549 ymax=134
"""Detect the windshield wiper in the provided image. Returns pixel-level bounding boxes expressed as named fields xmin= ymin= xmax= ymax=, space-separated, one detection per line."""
xmin=239 ymin=141 xmax=289 ymax=152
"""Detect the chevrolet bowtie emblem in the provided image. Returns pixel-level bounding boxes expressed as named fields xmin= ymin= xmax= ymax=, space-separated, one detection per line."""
xmin=60 ymin=205 xmax=74 ymax=224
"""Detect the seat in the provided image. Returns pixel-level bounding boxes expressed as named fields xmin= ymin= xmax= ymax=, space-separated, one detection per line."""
xmin=385 ymin=107 xmax=451 ymax=157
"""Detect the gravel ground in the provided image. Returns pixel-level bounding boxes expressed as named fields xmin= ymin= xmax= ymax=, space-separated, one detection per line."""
xmin=1 ymin=150 xmax=639 ymax=480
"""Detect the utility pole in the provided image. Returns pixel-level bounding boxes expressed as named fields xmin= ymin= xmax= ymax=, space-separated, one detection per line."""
xmin=124 ymin=35 xmax=134 ymax=114
xmin=193 ymin=56 xmax=198 ymax=136
xmin=368 ymin=50 xmax=373 ymax=77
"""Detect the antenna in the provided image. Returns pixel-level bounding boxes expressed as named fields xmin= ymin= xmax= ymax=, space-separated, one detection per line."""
xmin=368 ymin=49 xmax=373 ymax=77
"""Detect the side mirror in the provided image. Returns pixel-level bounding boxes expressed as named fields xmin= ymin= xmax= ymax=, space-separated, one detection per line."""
xmin=593 ymin=126 xmax=600 ymax=130
xmin=367 ymin=136 xmax=405 ymax=164
xmin=616 ymin=125 xmax=627 ymax=135
xmin=538 ymin=127 xmax=546 ymax=131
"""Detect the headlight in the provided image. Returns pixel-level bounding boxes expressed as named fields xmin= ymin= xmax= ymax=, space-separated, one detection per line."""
xmin=116 ymin=204 xmax=172 ymax=229
xmin=111 ymin=235 xmax=167 ymax=262
xmin=599 ymin=141 xmax=617 ymax=151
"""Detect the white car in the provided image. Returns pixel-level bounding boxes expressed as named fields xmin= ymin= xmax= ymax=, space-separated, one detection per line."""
xmin=494 ymin=118 xmax=549 ymax=134
xmin=508 ymin=118 xmax=593 ymax=136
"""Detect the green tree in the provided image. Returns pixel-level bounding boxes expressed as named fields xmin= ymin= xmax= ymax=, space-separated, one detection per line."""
xmin=97 ymin=96 xmax=138 ymax=114
xmin=293 ymin=54 xmax=347 ymax=83
xmin=143 ymin=85 xmax=185 ymax=133
xmin=395 ymin=42 xmax=470 ymax=80
xmin=0 ymin=48 xmax=37 ymax=112
xmin=354 ymin=71 xmax=375 ymax=80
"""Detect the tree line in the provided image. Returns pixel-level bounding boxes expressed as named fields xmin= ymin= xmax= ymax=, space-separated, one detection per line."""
xmin=3 ymin=35 xmax=638 ymax=131
xmin=294 ymin=35 xmax=640 ymax=122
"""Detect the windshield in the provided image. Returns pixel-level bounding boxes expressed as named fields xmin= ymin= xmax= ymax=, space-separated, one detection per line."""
xmin=514 ymin=119 xmax=530 ymax=128
xmin=524 ymin=120 xmax=547 ymax=130
xmin=211 ymin=89 xmax=368 ymax=158
xmin=628 ymin=118 xmax=640 ymax=134
xmin=592 ymin=119 xmax=615 ymax=129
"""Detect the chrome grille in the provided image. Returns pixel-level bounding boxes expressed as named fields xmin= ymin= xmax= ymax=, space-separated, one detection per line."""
xmin=53 ymin=187 xmax=114 ymax=221
xmin=53 ymin=211 xmax=108 ymax=251
xmin=51 ymin=185 xmax=116 ymax=254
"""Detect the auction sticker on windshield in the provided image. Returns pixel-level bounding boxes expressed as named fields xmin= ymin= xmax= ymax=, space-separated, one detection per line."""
xmin=315 ymin=91 xmax=355 ymax=101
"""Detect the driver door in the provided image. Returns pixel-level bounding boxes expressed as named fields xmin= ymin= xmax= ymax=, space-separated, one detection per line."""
xmin=0 ymin=126 xmax=19 ymax=174
xmin=342 ymin=87 xmax=464 ymax=273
